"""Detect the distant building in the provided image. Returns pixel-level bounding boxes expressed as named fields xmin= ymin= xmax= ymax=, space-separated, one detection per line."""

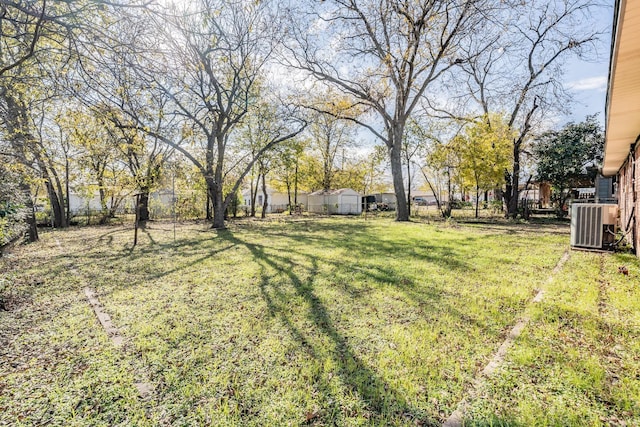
xmin=364 ymin=192 xmax=397 ymax=210
xmin=241 ymin=188 xmax=308 ymax=213
xmin=307 ymin=188 xmax=362 ymax=215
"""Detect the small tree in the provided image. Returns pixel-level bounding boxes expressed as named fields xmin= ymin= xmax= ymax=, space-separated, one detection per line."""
xmin=402 ymin=119 xmax=428 ymax=216
xmin=427 ymin=138 xmax=463 ymax=218
xmin=533 ymin=115 xmax=604 ymax=217
xmin=270 ymin=137 xmax=308 ymax=213
xmin=455 ymin=116 xmax=512 ymax=218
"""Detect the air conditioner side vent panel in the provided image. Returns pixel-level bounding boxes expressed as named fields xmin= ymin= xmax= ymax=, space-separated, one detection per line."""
xmin=570 ymin=204 xmax=617 ymax=250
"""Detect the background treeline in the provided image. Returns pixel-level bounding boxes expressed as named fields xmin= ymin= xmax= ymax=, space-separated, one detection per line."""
xmin=0 ymin=0 xmax=605 ymax=242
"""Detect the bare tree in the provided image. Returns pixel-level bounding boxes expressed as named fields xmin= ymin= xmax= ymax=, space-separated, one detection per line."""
xmin=285 ymin=0 xmax=491 ymax=221
xmin=448 ymin=0 xmax=603 ymax=218
xmin=125 ymin=0 xmax=306 ymax=229
xmin=308 ymin=107 xmax=356 ymax=192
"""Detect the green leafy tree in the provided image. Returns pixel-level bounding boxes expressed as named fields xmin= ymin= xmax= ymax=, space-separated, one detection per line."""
xmin=455 ymin=116 xmax=512 ymax=218
xmin=0 ymin=0 xmax=135 ymax=240
xmin=269 ymin=137 xmax=308 ymax=214
xmin=306 ymin=92 xmax=358 ymax=192
xmin=456 ymin=0 xmax=603 ymax=218
xmin=533 ymin=115 xmax=604 ymax=217
xmin=68 ymin=110 xmax=131 ymax=223
xmin=427 ymin=137 xmax=463 ymax=218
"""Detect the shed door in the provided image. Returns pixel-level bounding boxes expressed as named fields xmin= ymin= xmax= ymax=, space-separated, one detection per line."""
xmin=341 ymin=195 xmax=358 ymax=214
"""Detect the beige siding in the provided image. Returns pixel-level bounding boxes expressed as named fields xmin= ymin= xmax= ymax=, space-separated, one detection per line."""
xmin=617 ymin=144 xmax=639 ymax=254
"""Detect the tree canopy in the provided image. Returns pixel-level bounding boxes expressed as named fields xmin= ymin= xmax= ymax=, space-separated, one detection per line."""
xmin=533 ymin=115 xmax=604 ymax=216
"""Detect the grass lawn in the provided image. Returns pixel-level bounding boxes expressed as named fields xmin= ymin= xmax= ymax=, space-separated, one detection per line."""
xmin=0 ymin=217 xmax=638 ymax=426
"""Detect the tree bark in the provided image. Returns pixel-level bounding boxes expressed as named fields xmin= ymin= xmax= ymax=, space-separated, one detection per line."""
xmin=286 ymin=181 xmax=292 ymax=215
xmin=261 ymin=173 xmax=268 ymax=219
xmin=20 ymin=182 xmax=38 ymax=242
xmin=446 ymin=167 xmax=453 ymax=218
xmin=294 ymin=160 xmax=299 ymax=206
xmin=138 ymin=188 xmax=150 ymax=222
xmin=205 ymin=172 xmax=226 ymax=229
xmin=406 ymin=160 xmax=412 ymax=217
xmin=250 ymin=174 xmax=257 ymax=217
xmin=35 ymin=154 xmax=66 ymax=228
xmin=505 ymin=141 xmax=521 ymax=219
xmin=65 ymin=156 xmax=70 ymax=226
xmin=389 ymin=134 xmax=409 ymax=221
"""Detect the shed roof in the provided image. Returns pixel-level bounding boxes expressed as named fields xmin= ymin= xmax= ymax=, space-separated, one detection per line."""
xmin=308 ymin=188 xmax=360 ymax=196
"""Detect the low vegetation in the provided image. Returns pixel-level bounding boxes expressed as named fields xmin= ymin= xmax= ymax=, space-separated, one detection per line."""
xmin=1 ymin=217 xmax=638 ymax=426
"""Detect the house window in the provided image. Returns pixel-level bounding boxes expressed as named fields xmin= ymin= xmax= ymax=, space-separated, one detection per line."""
xmin=258 ymin=195 xmax=263 ymax=205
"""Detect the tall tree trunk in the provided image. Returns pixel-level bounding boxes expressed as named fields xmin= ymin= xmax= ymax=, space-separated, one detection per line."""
xmin=250 ymin=175 xmax=258 ymax=217
xmin=261 ymin=173 xmax=268 ymax=219
xmin=50 ymin=160 xmax=67 ymax=227
xmin=65 ymin=157 xmax=70 ymax=226
xmin=211 ymin=189 xmax=225 ymax=229
xmin=210 ymin=164 xmax=226 ymax=229
xmin=34 ymin=153 xmax=66 ymax=228
xmin=294 ymin=160 xmax=299 ymax=206
xmin=138 ymin=187 xmax=150 ymax=222
xmin=20 ymin=182 xmax=38 ymax=242
xmin=406 ymin=160 xmax=412 ymax=217
xmin=505 ymin=142 xmax=521 ymax=219
xmin=475 ymin=185 xmax=480 ymax=219
xmin=46 ymin=179 xmax=65 ymax=228
xmin=445 ymin=167 xmax=453 ymax=218
xmin=323 ymin=135 xmax=331 ymax=191
xmin=389 ymin=139 xmax=409 ymax=221
xmin=98 ymin=179 xmax=110 ymax=225
xmin=286 ymin=181 xmax=292 ymax=215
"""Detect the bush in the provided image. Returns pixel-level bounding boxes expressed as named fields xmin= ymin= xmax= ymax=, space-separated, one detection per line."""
xmin=450 ymin=199 xmax=472 ymax=209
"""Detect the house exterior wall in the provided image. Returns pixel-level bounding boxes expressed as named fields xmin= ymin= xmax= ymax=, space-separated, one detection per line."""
xmin=68 ymin=193 xmax=134 ymax=215
xmin=68 ymin=194 xmax=103 ymax=214
xmin=307 ymin=195 xmax=326 ymax=213
xmin=617 ymin=144 xmax=639 ymax=254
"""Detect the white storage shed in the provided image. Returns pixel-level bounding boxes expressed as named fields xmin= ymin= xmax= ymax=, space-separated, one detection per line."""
xmin=307 ymin=188 xmax=362 ymax=215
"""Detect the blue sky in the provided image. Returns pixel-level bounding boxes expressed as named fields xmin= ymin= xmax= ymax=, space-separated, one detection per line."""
xmin=562 ymin=2 xmax=614 ymax=126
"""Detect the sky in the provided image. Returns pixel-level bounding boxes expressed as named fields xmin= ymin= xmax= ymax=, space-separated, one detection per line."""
xmin=562 ymin=1 xmax=615 ymax=126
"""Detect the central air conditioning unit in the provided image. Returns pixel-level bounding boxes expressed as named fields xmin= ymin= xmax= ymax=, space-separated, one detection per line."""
xmin=570 ymin=203 xmax=618 ymax=250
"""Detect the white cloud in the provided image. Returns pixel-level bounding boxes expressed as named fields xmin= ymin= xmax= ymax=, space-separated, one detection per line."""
xmin=567 ymin=76 xmax=607 ymax=92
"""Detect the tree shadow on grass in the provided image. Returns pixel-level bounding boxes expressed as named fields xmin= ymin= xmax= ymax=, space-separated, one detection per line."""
xmin=218 ymin=230 xmax=437 ymax=425
xmin=54 ymin=230 xmax=238 ymax=292
xmin=252 ymin=220 xmax=472 ymax=273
